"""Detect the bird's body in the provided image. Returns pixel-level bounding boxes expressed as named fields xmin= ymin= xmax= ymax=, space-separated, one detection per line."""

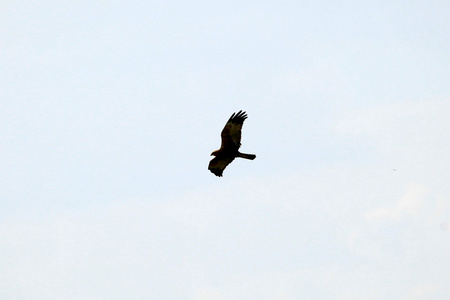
xmin=208 ymin=110 xmax=256 ymax=177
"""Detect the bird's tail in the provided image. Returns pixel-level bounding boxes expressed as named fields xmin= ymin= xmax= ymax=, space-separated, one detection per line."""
xmin=238 ymin=153 xmax=256 ymax=160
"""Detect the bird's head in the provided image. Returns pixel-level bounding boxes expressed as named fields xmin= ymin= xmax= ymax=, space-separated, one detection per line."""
xmin=211 ymin=150 xmax=219 ymax=156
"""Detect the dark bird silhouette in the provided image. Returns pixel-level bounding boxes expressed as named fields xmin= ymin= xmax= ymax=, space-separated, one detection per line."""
xmin=208 ymin=110 xmax=256 ymax=177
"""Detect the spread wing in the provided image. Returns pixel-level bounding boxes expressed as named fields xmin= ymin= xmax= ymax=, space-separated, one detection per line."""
xmin=208 ymin=156 xmax=235 ymax=177
xmin=220 ymin=110 xmax=248 ymax=150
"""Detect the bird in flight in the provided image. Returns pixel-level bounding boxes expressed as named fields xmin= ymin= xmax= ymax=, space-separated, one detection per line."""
xmin=208 ymin=110 xmax=256 ymax=177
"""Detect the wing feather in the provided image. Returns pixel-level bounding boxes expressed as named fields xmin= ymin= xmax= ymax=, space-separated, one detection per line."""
xmin=220 ymin=110 xmax=248 ymax=150
xmin=208 ymin=156 xmax=235 ymax=177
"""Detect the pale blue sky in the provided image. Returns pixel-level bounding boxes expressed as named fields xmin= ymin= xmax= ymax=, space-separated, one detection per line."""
xmin=1 ymin=1 xmax=449 ymax=299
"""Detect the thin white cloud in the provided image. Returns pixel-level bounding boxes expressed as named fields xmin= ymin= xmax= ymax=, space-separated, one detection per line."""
xmin=195 ymin=288 xmax=226 ymax=300
xmin=402 ymin=283 xmax=438 ymax=300
xmin=364 ymin=184 xmax=427 ymax=222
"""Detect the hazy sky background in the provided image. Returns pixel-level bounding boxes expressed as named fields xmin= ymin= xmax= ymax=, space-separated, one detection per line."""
xmin=1 ymin=1 xmax=449 ymax=299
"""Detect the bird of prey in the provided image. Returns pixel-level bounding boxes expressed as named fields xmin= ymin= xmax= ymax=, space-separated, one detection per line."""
xmin=208 ymin=110 xmax=256 ymax=177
